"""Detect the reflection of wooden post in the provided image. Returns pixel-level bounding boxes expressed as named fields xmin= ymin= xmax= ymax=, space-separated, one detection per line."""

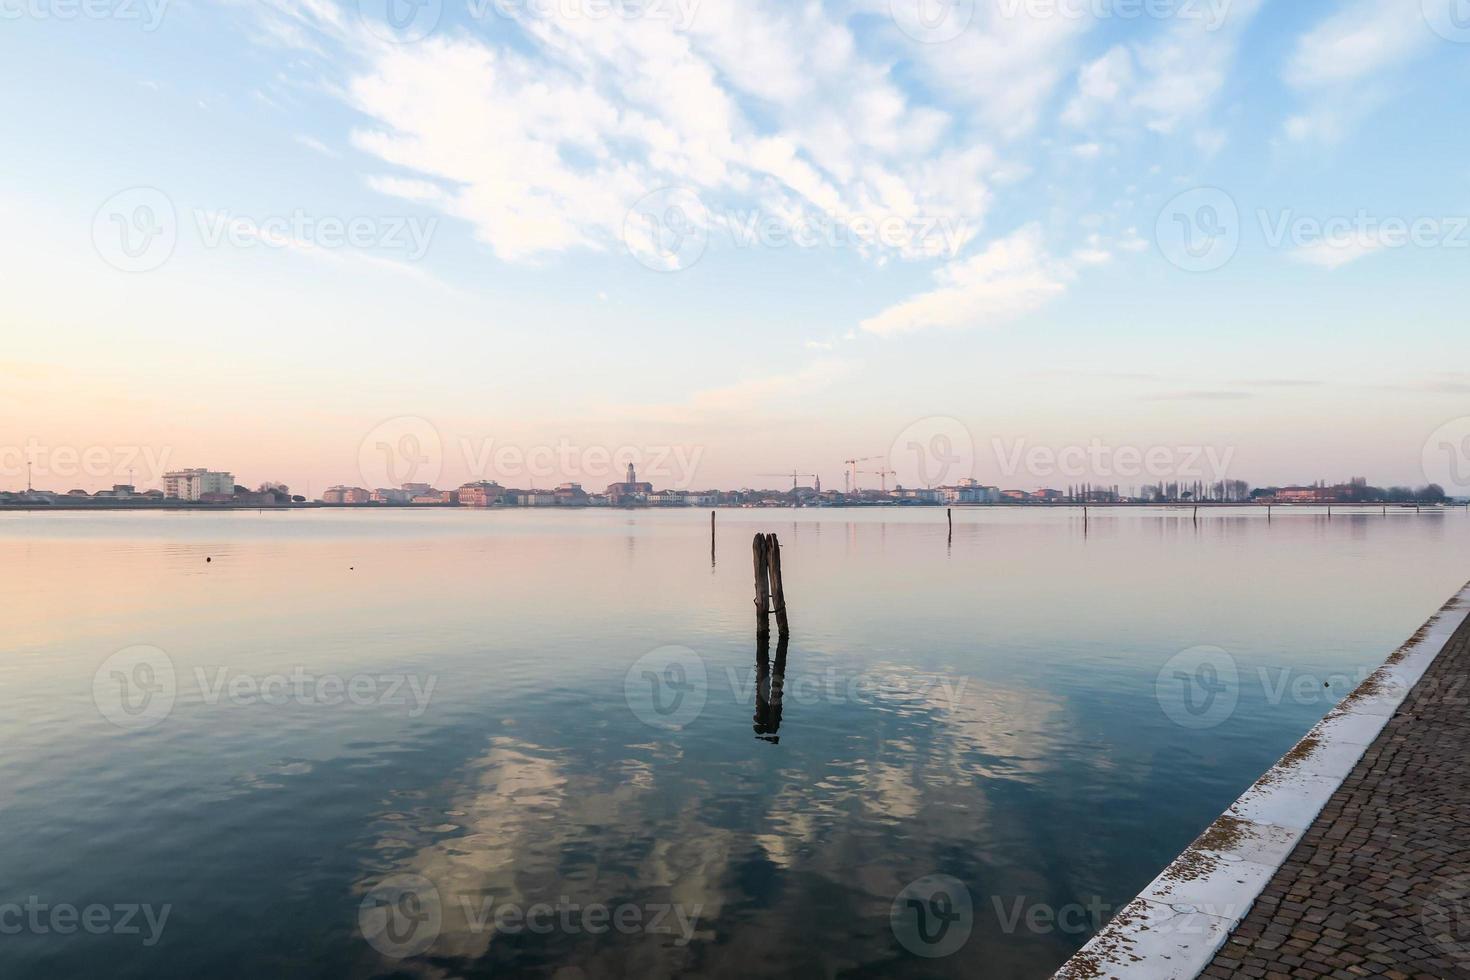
xmin=767 ymin=533 xmax=789 ymax=636
xmin=753 ymin=533 xmax=771 ymax=636
xmin=753 ymin=631 xmax=789 ymax=742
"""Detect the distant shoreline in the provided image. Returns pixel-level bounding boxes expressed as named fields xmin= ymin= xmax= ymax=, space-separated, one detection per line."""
xmin=0 ymin=501 xmax=1458 ymax=513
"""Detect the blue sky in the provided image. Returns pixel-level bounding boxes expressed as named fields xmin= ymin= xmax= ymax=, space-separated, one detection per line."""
xmin=2 ymin=0 xmax=1469 ymax=493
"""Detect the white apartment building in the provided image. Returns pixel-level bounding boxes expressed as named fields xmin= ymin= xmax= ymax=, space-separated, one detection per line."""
xmin=163 ymin=469 xmax=235 ymax=501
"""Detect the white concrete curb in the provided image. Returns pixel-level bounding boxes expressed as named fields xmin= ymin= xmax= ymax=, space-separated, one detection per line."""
xmin=1053 ymin=583 xmax=1470 ymax=980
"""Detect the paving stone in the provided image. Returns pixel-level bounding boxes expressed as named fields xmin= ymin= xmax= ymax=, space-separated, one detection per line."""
xmin=1200 ymin=612 xmax=1470 ymax=979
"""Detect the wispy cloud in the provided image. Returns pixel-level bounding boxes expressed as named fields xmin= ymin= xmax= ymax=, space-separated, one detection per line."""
xmin=1291 ymin=230 xmax=1390 ymax=270
xmin=860 ymin=224 xmax=1071 ymax=336
xmin=1281 ymin=0 xmax=1431 ymax=144
xmin=1143 ymin=390 xmax=1253 ymax=401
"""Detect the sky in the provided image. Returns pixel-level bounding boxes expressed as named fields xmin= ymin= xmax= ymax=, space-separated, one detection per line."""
xmin=2 ymin=0 xmax=1469 ymax=495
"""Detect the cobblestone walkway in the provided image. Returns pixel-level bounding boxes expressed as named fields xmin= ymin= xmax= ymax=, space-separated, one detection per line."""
xmin=1202 ymin=610 xmax=1470 ymax=980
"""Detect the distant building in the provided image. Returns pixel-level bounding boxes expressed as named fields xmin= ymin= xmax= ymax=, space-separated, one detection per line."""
xmin=605 ymin=462 xmax=654 ymax=505
xmin=322 ymin=486 xmax=371 ymax=504
xmin=371 ymin=488 xmax=413 ymax=505
xmin=457 ymin=481 xmax=504 ymax=507
xmin=941 ymin=484 xmax=1001 ymax=504
xmin=554 ymin=483 xmax=588 ymax=505
xmin=163 ymin=469 xmax=235 ymax=501
xmin=93 ymin=484 xmax=136 ymax=499
xmin=1276 ymin=486 xmax=1334 ymax=503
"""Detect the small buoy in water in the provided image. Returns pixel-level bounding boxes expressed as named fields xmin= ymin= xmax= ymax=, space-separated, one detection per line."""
xmin=206 ymin=557 xmax=212 ymax=563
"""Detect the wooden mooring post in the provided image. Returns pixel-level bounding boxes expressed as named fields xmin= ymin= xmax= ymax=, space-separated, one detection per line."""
xmin=752 ymin=532 xmax=790 ymax=638
xmin=753 ymin=533 xmax=771 ymax=637
xmin=711 ymin=510 xmax=716 ymax=567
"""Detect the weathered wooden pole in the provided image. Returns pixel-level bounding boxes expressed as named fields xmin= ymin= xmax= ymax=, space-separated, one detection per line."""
xmin=766 ymin=532 xmax=790 ymax=637
xmin=711 ymin=510 xmax=716 ymax=566
xmin=753 ymin=533 xmax=771 ymax=637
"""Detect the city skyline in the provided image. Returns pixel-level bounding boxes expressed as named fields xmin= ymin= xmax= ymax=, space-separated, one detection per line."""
xmin=4 ymin=2 xmax=1470 ymax=495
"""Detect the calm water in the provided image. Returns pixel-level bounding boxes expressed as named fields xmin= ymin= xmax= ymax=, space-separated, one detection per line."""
xmin=1 ymin=507 xmax=1466 ymax=978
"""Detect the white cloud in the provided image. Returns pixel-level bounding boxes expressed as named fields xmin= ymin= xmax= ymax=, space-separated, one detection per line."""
xmin=1291 ymin=231 xmax=1389 ymax=270
xmin=333 ymin=2 xmax=996 ymax=264
xmin=1117 ymin=227 xmax=1149 ymax=253
xmin=1060 ymin=0 xmax=1264 ymax=136
xmin=1285 ymin=0 xmax=1429 ymax=88
xmin=1281 ymin=1 xmax=1430 ymax=144
xmin=296 ymin=134 xmax=340 ymax=158
xmin=1061 ymin=46 xmax=1134 ymax=127
xmin=860 ymin=224 xmax=1071 ymax=336
xmin=366 ymin=175 xmax=446 ymax=204
xmin=903 ymin=3 xmax=1092 ymax=138
xmin=607 ymin=358 xmax=853 ymax=422
xmin=1072 ymin=233 xmax=1112 ymax=265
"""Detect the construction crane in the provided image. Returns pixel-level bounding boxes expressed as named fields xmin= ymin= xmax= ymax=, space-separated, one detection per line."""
xmin=757 ymin=471 xmax=820 ymax=492
xmin=858 ymin=466 xmax=898 ymax=493
xmin=844 ymin=456 xmax=881 ymax=493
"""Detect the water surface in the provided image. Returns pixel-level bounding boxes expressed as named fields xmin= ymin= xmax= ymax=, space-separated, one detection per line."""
xmin=1 ymin=507 xmax=1465 ymax=978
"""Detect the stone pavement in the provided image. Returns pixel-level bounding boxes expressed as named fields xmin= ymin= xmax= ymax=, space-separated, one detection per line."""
xmin=1201 ymin=610 xmax=1470 ymax=980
